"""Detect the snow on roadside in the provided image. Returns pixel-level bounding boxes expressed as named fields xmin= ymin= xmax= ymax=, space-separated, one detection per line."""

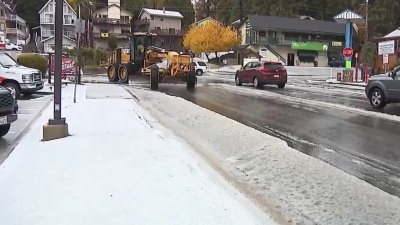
xmin=0 ymin=84 xmax=276 ymax=225
xmin=129 ymin=87 xmax=400 ymax=225
xmin=210 ymin=83 xmax=400 ymax=124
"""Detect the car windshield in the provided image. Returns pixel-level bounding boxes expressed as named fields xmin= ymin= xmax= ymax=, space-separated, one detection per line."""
xmin=0 ymin=54 xmax=18 ymax=67
xmin=198 ymin=62 xmax=206 ymax=66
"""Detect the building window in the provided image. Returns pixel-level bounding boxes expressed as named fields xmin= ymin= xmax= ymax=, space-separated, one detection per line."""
xmin=151 ymin=16 xmax=154 ymax=20
xmin=44 ymin=14 xmax=54 ymax=23
xmin=64 ymin=15 xmax=72 ymax=24
xmin=100 ymin=29 xmax=108 ymax=33
xmin=45 ymin=4 xmax=53 ymax=13
xmin=160 ymin=18 xmax=164 ymax=21
xmin=0 ymin=9 xmax=4 ymax=17
xmin=121 ymin=16 xmax=129 ymax=21
xmin=121 ymin=29 xmax=130 ymax=34
xmin=155 ymin=27 xmax=161 ymax=30
xmin=168 ymin=28 xmax=175 ymax=34
xmin=0 ymin=23 xmax=5 ymax=31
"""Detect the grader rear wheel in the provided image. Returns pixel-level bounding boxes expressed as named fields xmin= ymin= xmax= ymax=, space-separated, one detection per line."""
xmin=118 ymin=65 xmax=129 ymax=83
xmin=107 ymin=64 xmax=119 ymax=82
xmin=150 ymin=70 xmax=159 ymax=90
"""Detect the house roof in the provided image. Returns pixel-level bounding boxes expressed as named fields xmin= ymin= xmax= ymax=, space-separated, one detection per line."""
xmin=39 ymin=0 xmax=76 ymax=15
xmin=243 ymin=15 xmax=345 ymax=35
xmin=375 ymin=27 xmax=400 ymax=41
xmin=194 ymin=17 xmax=219 ymax=25
xmin=139 ymin=8 xmax=183 ymax=19
xmin=95 ymin=4 xmax=132 ymax=16
xmin=384 ymin=28 xmax=400 ymax=38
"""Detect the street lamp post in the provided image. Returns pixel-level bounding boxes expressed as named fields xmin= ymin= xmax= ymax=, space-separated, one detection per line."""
xmin=43 ymin=0 xmax=69 ymax=141
xmin=51 ymin=0 xmax=64 ymax=123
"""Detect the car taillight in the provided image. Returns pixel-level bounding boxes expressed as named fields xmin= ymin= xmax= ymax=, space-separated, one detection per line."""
xmin=260 ymin=67 xmax=268 ymax=74
xmin=0 ymin=76 xmax=5 ymax=83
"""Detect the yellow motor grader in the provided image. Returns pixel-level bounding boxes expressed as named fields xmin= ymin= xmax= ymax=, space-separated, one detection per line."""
xmin=107 ymin=32 xmax=196 ymax=90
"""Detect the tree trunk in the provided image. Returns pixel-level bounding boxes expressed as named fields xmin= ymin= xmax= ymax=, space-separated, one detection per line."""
xmin=205 ymin=53 xmax=210 ymax=61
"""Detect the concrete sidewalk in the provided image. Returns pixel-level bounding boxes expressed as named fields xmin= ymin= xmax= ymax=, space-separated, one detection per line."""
xmin=0 ymin=84 xmax=276 ymax=225
xmin=326 ymin=78 xmax=367 ymax=87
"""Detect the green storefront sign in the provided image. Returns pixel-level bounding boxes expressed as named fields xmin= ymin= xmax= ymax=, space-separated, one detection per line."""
xmin=291 ymin=42 xmax=329 ymax=51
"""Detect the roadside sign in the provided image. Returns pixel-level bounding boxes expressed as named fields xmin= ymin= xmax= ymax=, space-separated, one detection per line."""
xmin=343 ymin=47 xmax=353 ymax=58
xmin=50 ymin=54 xmax=77 ymax=81
xmin=383 ymin=54 xmax=389 ymax=64
xmin=378 ymin=40 xmax=395 ymax=55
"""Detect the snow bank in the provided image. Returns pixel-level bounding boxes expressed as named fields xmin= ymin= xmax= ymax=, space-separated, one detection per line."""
xmin=130 ymin=87 xmax=400 ymax=225
xmin=0 ymin=84 xmax=276 ymax=225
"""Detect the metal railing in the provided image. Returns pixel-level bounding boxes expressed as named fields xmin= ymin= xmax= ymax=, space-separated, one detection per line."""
xmin=259 ymin=37 xmax=292 ymax=46
xmin=42 ymin=30 xmax=55 ymax=37
xmin=6 ymin=28 xmax=28 ymax=38
xmin=134 ymin=19 xmax=150 ymax=26
xmin=150 ymin=28 xmax=185 ymax=36
xmin=93 ymin=17 xmax=131 ymax=25
xmin=6 ymin=14 xmax=26 ymax=24
xmin=40 ymin=17 xmax=54 ymax=24
xmin=92 ymin=32 xmax=130 ymax=38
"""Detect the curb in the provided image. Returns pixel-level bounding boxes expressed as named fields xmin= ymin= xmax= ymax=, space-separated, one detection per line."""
xmin=0 ymin=95 xmax=53 ymax=165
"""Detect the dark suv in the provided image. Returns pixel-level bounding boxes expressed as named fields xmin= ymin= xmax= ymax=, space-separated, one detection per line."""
xmin=365 ymin=66 xmax=400 ymax=109
xmin=0 ymin=86 xmax=18 ymax=137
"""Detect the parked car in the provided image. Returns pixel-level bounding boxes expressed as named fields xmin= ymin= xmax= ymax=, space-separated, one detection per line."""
xmin=235 ymin=61 xmax=287 ymax=88
xmin=192 ymin=61 xmax=207 ymax=76
xmin=0 ymin=53 xmax=44 ymax=98
xmin=365 ymin=66 xmax=400 ymax=109
xmin=6 ymin=43 xmax=22 ymax=51
xmin=328 ymin=58 xmax=345 ymax=67
xmin=0 ymin=86 xmax=18 ymax=137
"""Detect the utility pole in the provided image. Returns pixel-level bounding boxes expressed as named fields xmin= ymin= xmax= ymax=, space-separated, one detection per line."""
xmin=239 ymin=0 xmax=243 ymax=22
xmin=43 ymin=0 xmax=69 ymax=141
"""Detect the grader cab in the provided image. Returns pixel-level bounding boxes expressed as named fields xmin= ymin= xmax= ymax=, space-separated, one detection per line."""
xmin=107 ymin=32 xmax=196 ymax=90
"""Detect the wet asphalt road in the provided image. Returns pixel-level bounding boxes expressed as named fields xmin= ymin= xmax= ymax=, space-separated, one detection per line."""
xmin=140 ymin=72 xmax=400 ymax=197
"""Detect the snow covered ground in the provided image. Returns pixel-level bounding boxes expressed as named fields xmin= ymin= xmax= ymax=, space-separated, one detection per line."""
xmin=0 ymin=84 xmax=277 ymax=225
xmin=130 ymin=86 xmax=400 ymax=225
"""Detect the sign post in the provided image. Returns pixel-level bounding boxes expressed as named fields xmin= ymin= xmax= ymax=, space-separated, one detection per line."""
xmin=378 ymin=40 xmax=394 ymax=73
xmin=355 ymin=52 xmax=359 ymax=82
xmin=334 ymin=9 xmax=364 ymax=81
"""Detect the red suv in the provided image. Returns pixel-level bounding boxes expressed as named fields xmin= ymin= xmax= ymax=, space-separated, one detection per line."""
xmin=235 ymin=61 xmax=287 ymax=88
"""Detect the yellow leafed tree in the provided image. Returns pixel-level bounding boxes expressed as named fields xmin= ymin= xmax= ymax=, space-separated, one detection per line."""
xmin=183 ymin=21 xmax=240 ymax=60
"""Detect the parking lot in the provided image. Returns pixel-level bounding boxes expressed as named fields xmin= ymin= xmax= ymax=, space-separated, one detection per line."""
xmin=0 ymin=91 xmax=52 ymax=163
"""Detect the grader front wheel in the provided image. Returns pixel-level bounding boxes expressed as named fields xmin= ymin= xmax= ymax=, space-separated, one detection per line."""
xmin=118 ymin=65 xmax=129 ymax=83
xmin=107 ymin=64 xmax=119 ymax=82
xmin=186 ymin=69 xmax=196 ymax=89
